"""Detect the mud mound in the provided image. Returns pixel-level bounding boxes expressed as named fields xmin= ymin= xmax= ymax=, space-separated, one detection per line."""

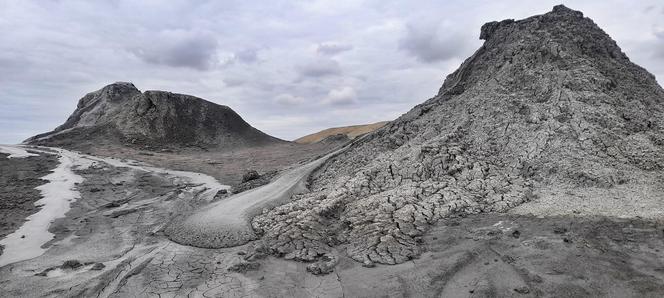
xmin=26 ymin=82 xmax=285 ymax=149
xmin=252 ymin=5 xmax=664 ymax=265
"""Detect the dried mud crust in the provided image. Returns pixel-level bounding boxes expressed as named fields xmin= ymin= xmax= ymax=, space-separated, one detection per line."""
xmin=98 ymin=214 xmax=664 ymax=297
xmin=252 ymin=5 xmax=664 ymax=265
xmin=0 ymin=152 xmax=59 ymax=254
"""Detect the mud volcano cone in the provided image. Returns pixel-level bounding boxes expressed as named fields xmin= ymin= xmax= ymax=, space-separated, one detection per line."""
xmin=26 ymin=82 xmax=285 ymax=150
xmin=251 ymin=5 xmax=664 ymax=265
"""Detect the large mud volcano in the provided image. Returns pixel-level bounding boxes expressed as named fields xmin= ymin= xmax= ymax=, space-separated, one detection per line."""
xmin=247 ymin=5 xmax=664 ymax=265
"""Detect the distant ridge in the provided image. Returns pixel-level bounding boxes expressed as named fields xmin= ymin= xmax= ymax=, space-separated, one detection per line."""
xmin=294 ymin=121 xmax=389 ymax=144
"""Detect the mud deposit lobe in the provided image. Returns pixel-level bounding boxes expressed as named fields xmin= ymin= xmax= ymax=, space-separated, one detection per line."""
xmin=0 ymin=152 xmax=59 ymax=256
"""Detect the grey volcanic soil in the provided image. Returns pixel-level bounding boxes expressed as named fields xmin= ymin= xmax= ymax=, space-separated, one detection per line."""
xmin=0 ymin=153 xmax=58 ymax=254
xmin=3 ymin=162 xmax=664 ymax=298
xmin=78 ymin=141 xmax=342 ymax=186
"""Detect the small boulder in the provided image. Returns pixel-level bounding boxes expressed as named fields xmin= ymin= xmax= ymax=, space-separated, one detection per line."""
xmin=553 ymin=226 xmax=568 ymax=234
xmin=514 ymin=286 xmax=530 ymax=294
xmin=242 ymin=170 xmax=260 ymax=183
xmin=362 ymin=260 xmax=375 ymax=268
xmin=306 ymin=254 xmax=338 ymax=275
xmin=512 ymin=230 xmax=521 ymax=239
xmin=90 ymin=263 xmax=106 ymax=270
xmin=227 ymin=261 xmax=260 ymax=273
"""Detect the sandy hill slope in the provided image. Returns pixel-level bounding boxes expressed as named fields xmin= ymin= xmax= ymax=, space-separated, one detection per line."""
xmin=294 ymin=121 xmax=389 ymax=144
xmin=26 ymin=82 xmax=285 ymax=150
xmin=252 ymin=5 xmax=664 ymax=265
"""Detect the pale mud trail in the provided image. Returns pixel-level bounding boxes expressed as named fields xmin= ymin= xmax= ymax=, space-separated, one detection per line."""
xmin=0 ymin=147 xmax=89 ymax=267
xmin=166 ymin=152 xmax=332 ymax=248
xmin=0 ymin=145 xmax=39 ymax=158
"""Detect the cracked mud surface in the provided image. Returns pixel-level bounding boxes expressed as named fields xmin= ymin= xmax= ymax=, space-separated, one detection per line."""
xmin=0 ymin=147 xmax=662 ymax=297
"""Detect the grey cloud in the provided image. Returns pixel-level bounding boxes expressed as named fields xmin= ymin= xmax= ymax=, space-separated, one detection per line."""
xmin=235 ymin=48 xmax=260 ymax=63
xmin=219 ymin=48 xmax=262 ymax=68
xmin=274 ymin=93 xmax=306 ymax=105
xmin=3 ymin=0 xmax=664 ymax=144
xmin=399 ymin=23 xmax=467 ymax=63
xmin=317 ymin=42 xmax=353 ymax=56
xmin=131 ymin=30 xmax=218 ymax=70
xmin=656 ymin=29 xmax=664 ymax=39
xmin=654 ymin=29 xmax=664 ymax=59
xmin=297 ymin=58 xmax=342 ymax=77
xmin=223 ymin=77 xmax=246 ymax=87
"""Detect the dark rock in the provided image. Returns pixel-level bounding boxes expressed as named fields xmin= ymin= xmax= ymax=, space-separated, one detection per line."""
xmin=62 ymin=260 xmax=83 ymax=269
xmin=514 ymin=286 xmax=530 ymax=294
xmin=362 ymin=260 xmax=375 ymax=268
xmin=554 ymin=226 xmax=568 ymax=234
xmin=241 ymin=170 xmax=260 ymax=183
xmin=90 ymin=263 xmax=106 ymax=270
xmin=212 ymin=189 xmax=229 ymax=201
xmin=512 ymin=230 xmax=521 ymax=239
xmin=233 ymin=170 xmax=278 ymax=194
xmin=306 ymin=254 xmax=338 ymax=275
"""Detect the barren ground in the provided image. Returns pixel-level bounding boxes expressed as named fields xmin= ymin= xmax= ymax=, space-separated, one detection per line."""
xmin=70 ymin=141 xmax=342 ymax=186
xmin=0 ymin=147 xmax=663 ymax=297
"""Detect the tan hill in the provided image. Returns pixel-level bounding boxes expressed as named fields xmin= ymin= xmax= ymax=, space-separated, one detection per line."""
xmin=294 ymin=121 xmax=389 ymax=144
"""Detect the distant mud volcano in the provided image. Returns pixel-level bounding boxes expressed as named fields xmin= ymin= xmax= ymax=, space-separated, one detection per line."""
xmin=26 ymin=82 xmax=285 ymax=149
xmin=250 ymin=5 xmax=664 ymax=265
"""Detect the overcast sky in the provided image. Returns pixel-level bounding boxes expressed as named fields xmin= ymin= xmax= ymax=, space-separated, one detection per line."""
xmin=1 ymin=0 xmax=664 ymax=143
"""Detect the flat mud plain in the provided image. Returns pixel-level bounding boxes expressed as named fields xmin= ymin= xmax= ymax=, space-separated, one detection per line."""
xmin=0 ymin=147 xmax=663 ymax=297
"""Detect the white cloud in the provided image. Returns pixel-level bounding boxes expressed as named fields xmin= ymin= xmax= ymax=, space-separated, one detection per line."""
xmin=324 ymin=86 xmax=357 ymax=105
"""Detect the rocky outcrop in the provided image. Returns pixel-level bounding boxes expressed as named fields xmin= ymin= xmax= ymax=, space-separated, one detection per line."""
xmin=26 ymin=82 xmax=284 ymax=149
xmin=252 ymin=5 xmax=664 ymax=266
